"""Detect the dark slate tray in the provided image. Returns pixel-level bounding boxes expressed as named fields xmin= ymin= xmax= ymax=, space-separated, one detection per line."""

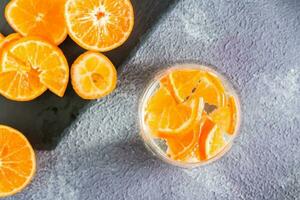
xmin=0 ymin=0 xmax=177 ymax=150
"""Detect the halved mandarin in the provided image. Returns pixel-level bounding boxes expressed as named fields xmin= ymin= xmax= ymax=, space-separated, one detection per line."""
xmin=210 ymin=95 xmax=238 ymax=135
xmin=0 ymin=37 xmax=69 ymax=101
xmin=5 ymin=0 xmax=67 ymax=45
xmin=71 ymin=51 xmax=117 ymax=100
xmin=65 ymin=0 xmax=134 ymax=52
xmin=0 ymin=125 xmax=36 ymax=197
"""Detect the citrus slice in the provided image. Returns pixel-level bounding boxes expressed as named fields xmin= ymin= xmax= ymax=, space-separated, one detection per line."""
xmin=0 ymin=33 xmax=4 ymax=41
xmin=0 ymin=33 xmax=22 ymax=58
xmin=198 ymin=117 xmax=229 ymax=160
xmin=194 ymin=71 xmax=226 ymax=107
xmin=0 ymin=37 xmax=69 ymax=101
xmin=169 ymin=69 xmax=204 ymax=102
xmin=166 ymin=122 xmax=200 ymax=161
xmin=145 ymin=86 xmax=201 ymax=138
xmin=210 ymin=95 xmax=238 ymax=134
xmin=65 ymin=0 xmax=134 ymax=51
xmin=5 ymin=0 xmax=67 ymax=45
xmin=160 ymin=75 xmax=177 ymax=101
xmin=71 ymin=51 xmax=117 ymax=100
xmin=0 ymin=125 xmax=36 ymax=197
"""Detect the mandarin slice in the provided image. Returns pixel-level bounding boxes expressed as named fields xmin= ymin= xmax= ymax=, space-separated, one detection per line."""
xmin=5 ymin=0 xmax=67 ymax=45
xmin=71 ymin=51 xmax=117 ymax=100
xmin=145 ymin=86 xmax=201 ymax=138
xmin=166 ymin=98 xmax=204 ymax=161
xmin=169 ymin=69 xmax=204 ymax=103
xmin=0 ymin=33 xmax=22 ymax=59
xmin=198 ymin=117 xmax=229 ymax=160
xmin=194 ymin=71 xmax=226 ymax=107
xmin=166 ymin=122 xmax=200 ymax=161
xmin=0 ymin=125 xmax=36 ymax=197
xmin=0 ymin=37 xmax=69 ymax=101
xmin=65 ymin=0 xmax=134 ymax=51
xmin=210 ymin=95 xmax=238 ymax=135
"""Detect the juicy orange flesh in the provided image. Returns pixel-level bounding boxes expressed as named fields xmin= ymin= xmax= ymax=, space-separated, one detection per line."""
xmin=0 ymin=37 xmax=68 ymax=100
xmin=194 ymin=71 xmax=225 ymax=107
xmin=210 ymin=95 xmax=238 ymax=135
xmin=71 ymin=52 xmax=117 ymax=99
xmin=145 ymin=85 xmax=200 ymax=138
xmin=0 ymin=33 xmax=22 ymax=60
xmin=0 ymin=125 xmax=35 ymax=196
xmin=169 ymin=69 xmax=203 ymax=102
xmin=144 ymin=68 xmax=238 ymax=162
xmin=166 ymin=122 xmax=200 ymax=161
xmin=198 ymin=117 xmax=216 ymax=160
xmin=5 ymin=0 xmax=67 ymax=45
xmin=65 ymin=0 xmax=134 ymax=51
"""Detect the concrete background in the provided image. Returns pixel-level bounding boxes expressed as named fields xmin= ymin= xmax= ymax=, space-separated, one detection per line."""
xmin=6 ymin=0 xmax=300 ymax=199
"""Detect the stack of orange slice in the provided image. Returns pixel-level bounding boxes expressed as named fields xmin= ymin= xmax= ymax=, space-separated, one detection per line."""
xmin=144 ymin=68 xmax=238 ymax=162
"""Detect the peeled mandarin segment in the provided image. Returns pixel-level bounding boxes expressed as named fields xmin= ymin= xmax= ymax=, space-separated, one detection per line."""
xmin=0 ymin=37 xmax=69 ymax=101
xmin=65 ymin=0 xmax=134 ymax=51
xmin=0 ymin=125 xmax=36 ymax=198
xmin=169 ymin=69 xmax=204 ymax=102
xmin=71 ymin=51 xmax=117 ymax=100
xmin=5 ymin=0 xmax=67 ymax=45
xmin=194 ymin=71 xmax=226 ymax=107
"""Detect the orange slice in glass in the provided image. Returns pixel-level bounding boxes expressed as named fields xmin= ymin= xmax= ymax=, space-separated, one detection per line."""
xmin=65 ymin=0 xmax=134 ymax=52
xmin=5 ymin=0 xmax=67 ymax=45
xmin=198 ymin=117 xmax=229 ymax=160
xmin=145 ymin=86 xmax=201 ymax=138
xmin=166 ymin=122 xmax=200 ymax=161
xmin=0 ymin=125 xmax=36 ymax=197
xmin=168 ymin=69 xmax=204 ymax=103
xmin=166 ymin=98 xmax=205 ymax=161
xmin=210 ymin=95 xmax=238 ymax=134
xmin=0 ymin=37 xmax=69 ymax=101
xmin=71 ymin=51 xmax=117 ymax=100
xmin=194 ymin=71 xmax=226 ymax=107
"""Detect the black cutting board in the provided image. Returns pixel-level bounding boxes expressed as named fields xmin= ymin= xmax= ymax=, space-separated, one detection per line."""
xmin=0 ymin=0 xmax=177 ymax=150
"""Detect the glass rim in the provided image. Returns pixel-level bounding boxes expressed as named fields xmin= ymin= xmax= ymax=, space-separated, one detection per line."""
xmin=138 ymin=63 xmax=242 ymax=168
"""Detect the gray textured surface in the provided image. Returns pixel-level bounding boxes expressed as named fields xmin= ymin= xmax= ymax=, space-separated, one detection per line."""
xmin=6 ymin=0 xmax=300 ymax=199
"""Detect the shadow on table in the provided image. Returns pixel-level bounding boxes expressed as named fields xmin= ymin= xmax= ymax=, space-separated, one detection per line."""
xmin=65 ymin=138 xmax=185 ymax=199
